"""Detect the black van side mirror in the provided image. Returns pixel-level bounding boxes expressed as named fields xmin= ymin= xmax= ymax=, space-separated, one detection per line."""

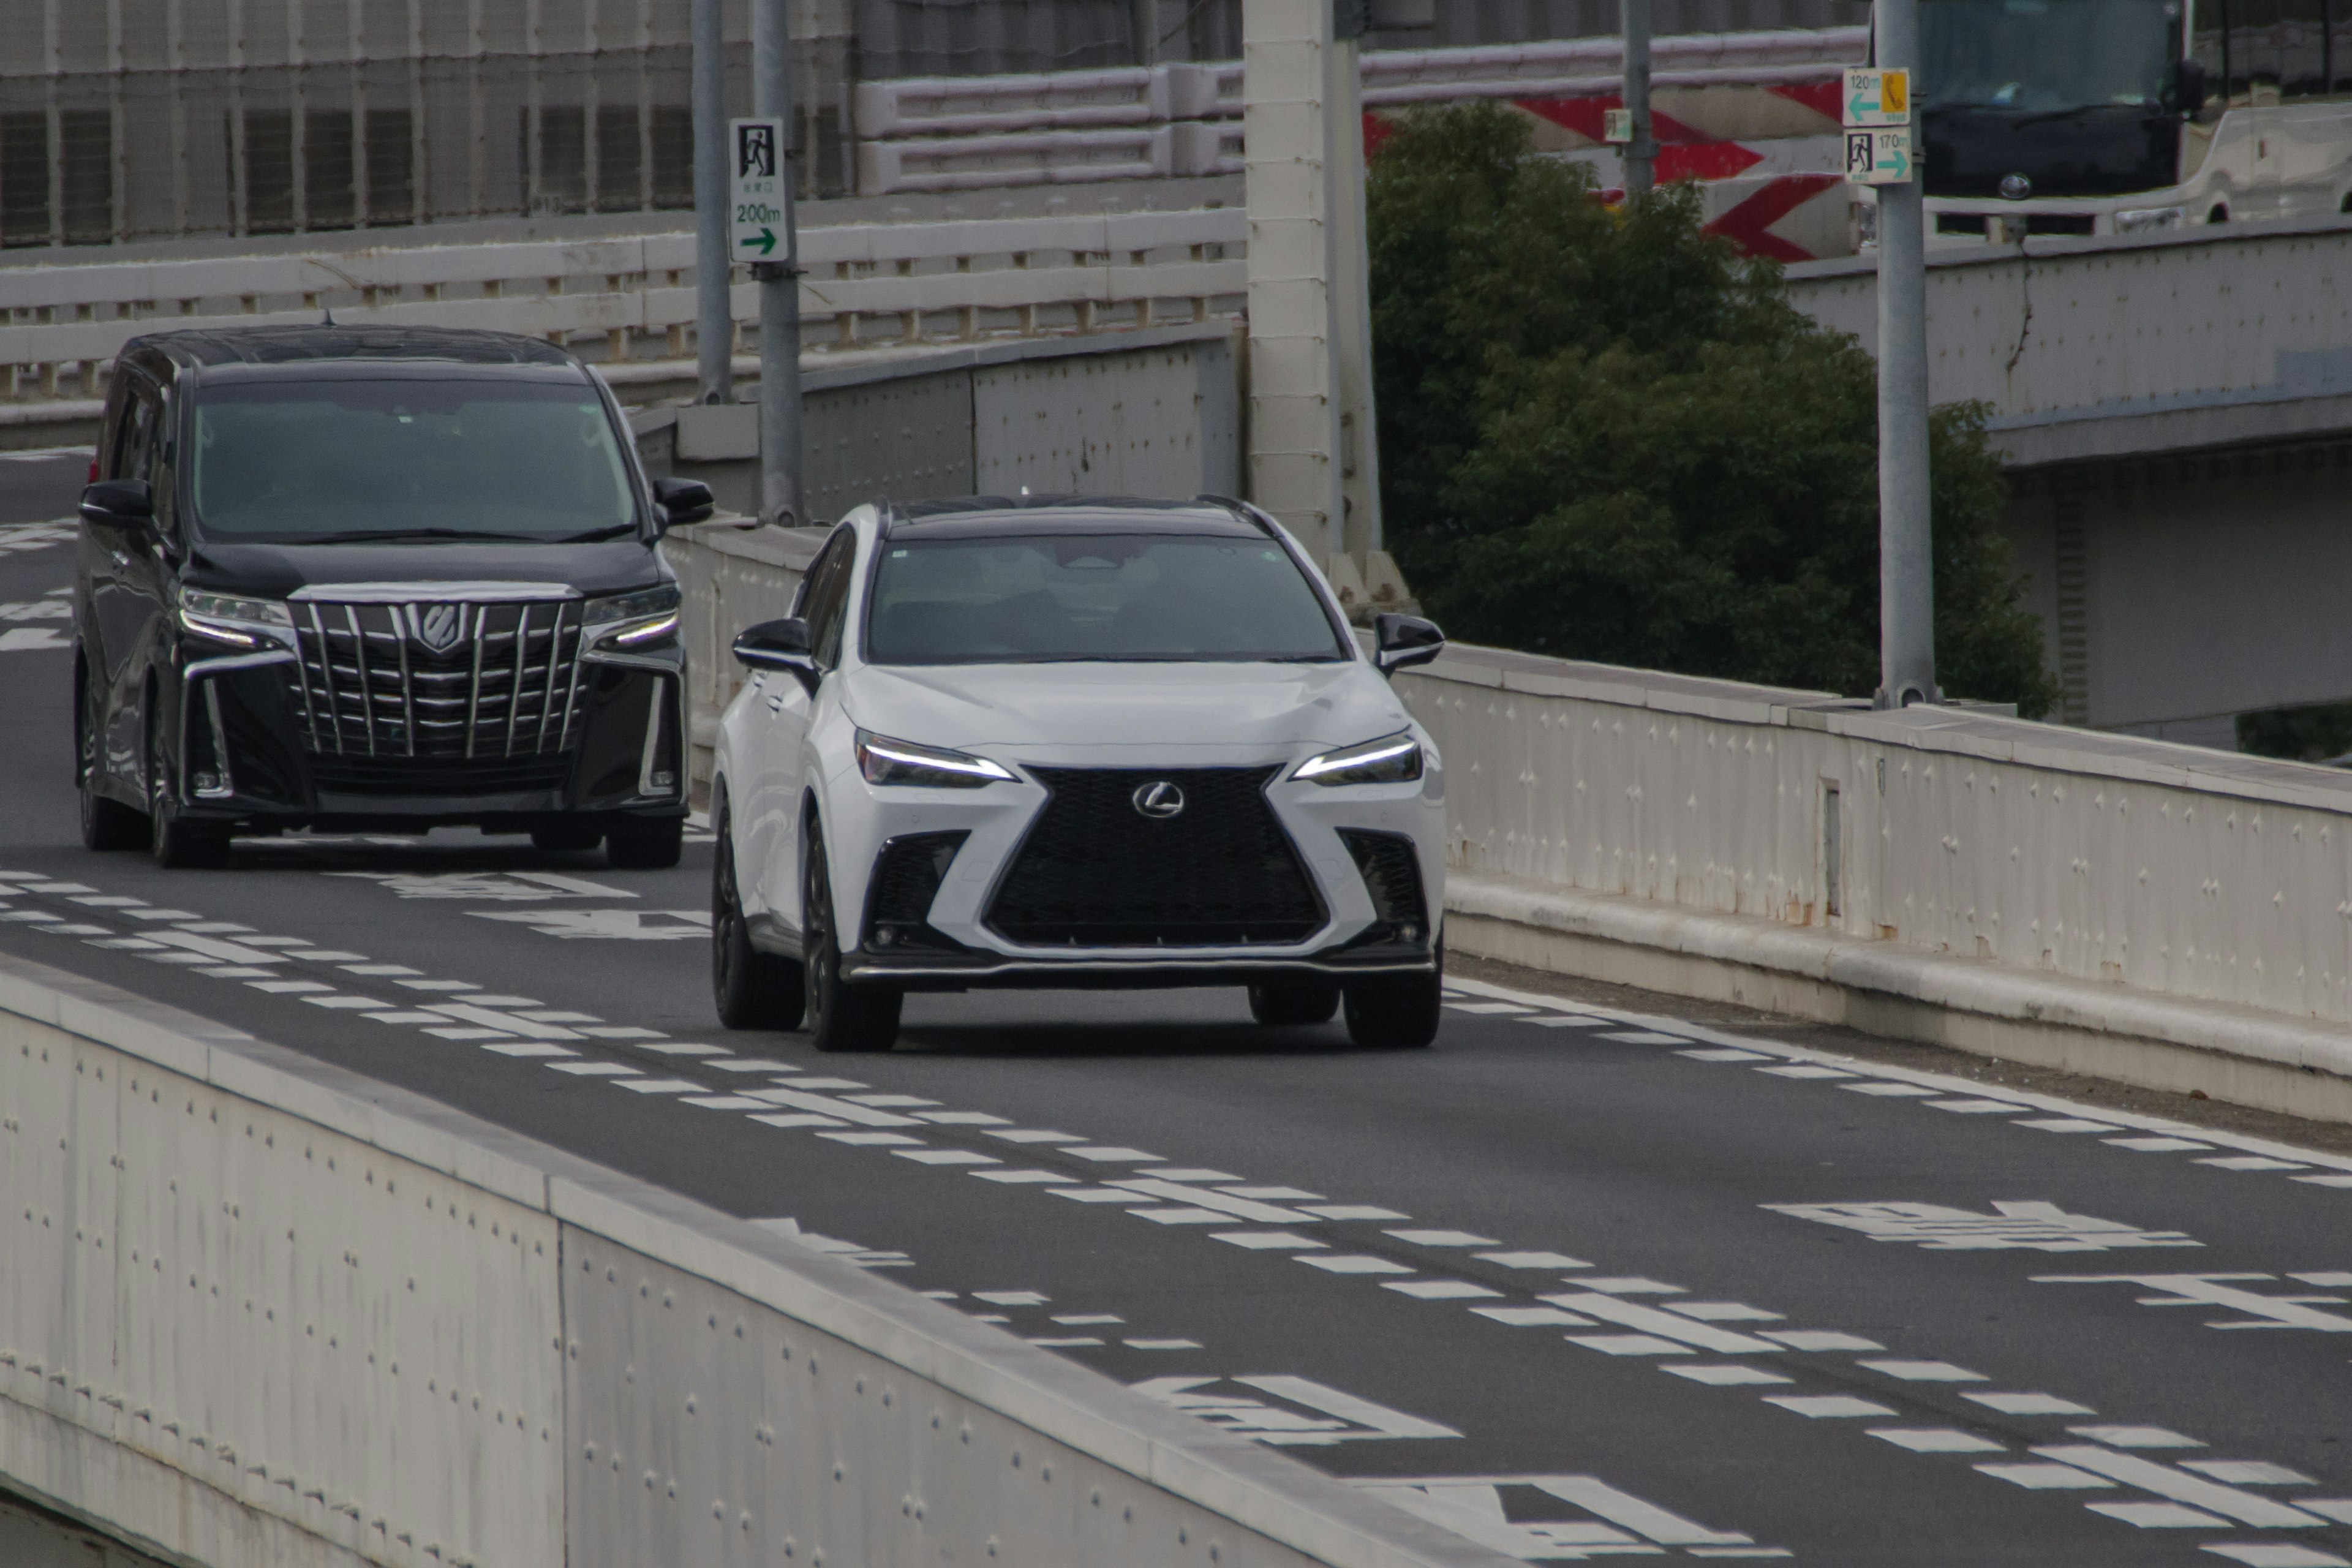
xmin=652 ymin=476 xmax=715 ymax=529
xmin=1373 ymin=612 xmax=1446 ymax=675
xmin=80 ymin=478 xmax=153 ymax=526
xmin=2169 ymin=58 xmax=2209 ymax=115
xmin=733 ymin=617 xmax=819 ymax=689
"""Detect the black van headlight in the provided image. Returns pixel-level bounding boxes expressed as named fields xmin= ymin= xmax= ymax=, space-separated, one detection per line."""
xmin=177 ymin=586 xmax=292 ymax=649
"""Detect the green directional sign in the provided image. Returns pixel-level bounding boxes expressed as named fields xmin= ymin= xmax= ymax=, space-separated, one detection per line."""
xmin=728 ymin=116 xmax=790 ymax=264
xmin=1844 ymin=127 xmax=1915 ymax=186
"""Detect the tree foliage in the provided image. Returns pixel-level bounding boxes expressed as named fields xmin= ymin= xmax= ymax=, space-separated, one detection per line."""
xmin=1366 ymin=102 xmax=2057 ymax=715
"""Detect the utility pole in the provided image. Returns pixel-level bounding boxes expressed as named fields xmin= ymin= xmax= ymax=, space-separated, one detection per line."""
xmin=690 ymin=0 xmax=731 ymax=405
xmin=752 ymin=0 xmax=804 ymax=526
xmin=1872 ymin=0 xmax=1936 ymax=706
xmin=1621 ymin=0 xmax=1656 ymax=194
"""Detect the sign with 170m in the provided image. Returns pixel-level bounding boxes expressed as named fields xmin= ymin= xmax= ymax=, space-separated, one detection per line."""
xmin=728 ymin=116 xmax=790 ymax=263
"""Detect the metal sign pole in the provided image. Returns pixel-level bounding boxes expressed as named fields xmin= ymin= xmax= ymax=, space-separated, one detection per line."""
xmin=1869 ymin=1 xmax=1936 ymax=706
xmin=1621 ymin=0 xmax=1656 ymax=194
xmin=752 ymin=0 xmax=804 ymax=527
xmin=691 ymin=0 xmax=732 ymax=405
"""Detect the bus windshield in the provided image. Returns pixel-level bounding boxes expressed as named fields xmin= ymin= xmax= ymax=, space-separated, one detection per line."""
xmin=1921 ymin=0 xmax=2179 ymax=112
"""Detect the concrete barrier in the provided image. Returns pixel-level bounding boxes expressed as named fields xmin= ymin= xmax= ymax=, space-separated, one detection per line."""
xmin=1395 ymin=643 xmax=2352 ymax=1124
xmin=0 ymin=949 xmax=1506 ymax=1568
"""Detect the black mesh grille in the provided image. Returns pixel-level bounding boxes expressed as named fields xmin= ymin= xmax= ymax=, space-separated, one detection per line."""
xmin=309 ymin=753 xmax=573 ymax=797
xmin=864 ymin=831 xmax=969 ymax=951
xmin=1340 ymin=829 xmax=1428 ymax=931
xmin=987 ymin=767 xmax=1323 ymax=948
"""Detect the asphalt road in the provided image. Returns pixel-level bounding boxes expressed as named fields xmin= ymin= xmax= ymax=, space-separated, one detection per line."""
xmin=4 ymin=487 xmax=2351 ymax=1567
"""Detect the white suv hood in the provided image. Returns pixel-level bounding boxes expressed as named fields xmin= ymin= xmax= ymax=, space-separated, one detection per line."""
xmin=843 ymin=660 xmax=1412 ymax=756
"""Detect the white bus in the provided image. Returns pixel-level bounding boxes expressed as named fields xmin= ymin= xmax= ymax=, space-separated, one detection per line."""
xmin=1915 ymin=0 xmax=2352 ymax=243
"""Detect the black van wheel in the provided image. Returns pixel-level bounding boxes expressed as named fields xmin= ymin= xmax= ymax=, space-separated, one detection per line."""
xmin=608 ymin=816 xmax=682 ymax=869
xmin=803 ymin=832 xmax=900 ymax=1054
xmin=77 ymin=660 xmax=142 ymax=851
xmin=712 ymin=803 xmax=805 ymax=1030
xmin=147 ymin=715 xmax=228 ymax=870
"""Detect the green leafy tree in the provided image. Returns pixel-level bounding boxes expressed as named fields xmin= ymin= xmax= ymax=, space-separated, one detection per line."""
xmin=1367 ymin=102 xmax=2057 ymax=715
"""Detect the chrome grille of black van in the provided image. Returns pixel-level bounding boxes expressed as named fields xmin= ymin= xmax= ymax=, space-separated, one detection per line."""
xmin=287 ymin=597 xmax=587 ymax=761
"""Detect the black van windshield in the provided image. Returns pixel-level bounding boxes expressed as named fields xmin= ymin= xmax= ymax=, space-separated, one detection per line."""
xmin=189 ymin=378 xmax=639 ymax=542
xmin=864 ymin=532 xmax=1348 ymax=665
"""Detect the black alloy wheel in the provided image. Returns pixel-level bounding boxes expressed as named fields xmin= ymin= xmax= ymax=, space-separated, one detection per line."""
xmin=1248 ymin=981 xmax=1341 ymax=1027
xmin=531 ymin=821 xmax=604 ymax=853
xmin=802 ymin=829 xmax=901 ymax=1054
xmin=146 ymin=707 xmax=228 ymax=870
xmin=77 ymin=658 xmax=142 ymax=851
xmin=712 ymin=801 xmax=806 ymax=1030
xmin=1341 ymin=940 xmax=1444 ymax=1049
xmin=607 ymin=816 xmax=683 ymax=869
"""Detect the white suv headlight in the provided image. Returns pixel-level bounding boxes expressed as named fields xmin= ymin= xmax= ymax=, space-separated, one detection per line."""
xmin=177 ymin=586 xmax=292 ymax=648
xmin=855 ymin=729 xmax=1015 ymax=788
xmin=1294 ymin=731 xmax=1423 ymax=786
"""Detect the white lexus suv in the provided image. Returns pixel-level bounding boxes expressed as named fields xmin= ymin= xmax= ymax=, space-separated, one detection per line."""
xmin=707 ymin=496 xmax=1448 ymax=1053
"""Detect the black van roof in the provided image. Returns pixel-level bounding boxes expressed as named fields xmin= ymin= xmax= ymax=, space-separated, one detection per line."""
xmin=123 ymin=325 xmax=586 ymax=376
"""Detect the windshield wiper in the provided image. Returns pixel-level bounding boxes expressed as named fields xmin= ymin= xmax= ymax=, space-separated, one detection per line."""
xmin=554 ymin=523 xmax=643 ymax=543
xmin=2010 ymin=104 xmax=2140 ymax=126
xmin=268 ymin=527 xmax=562 ymax=545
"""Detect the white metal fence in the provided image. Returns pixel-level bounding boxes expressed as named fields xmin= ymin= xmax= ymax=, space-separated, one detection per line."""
xmin=0 ymin=205 xmax=1246 ymax=417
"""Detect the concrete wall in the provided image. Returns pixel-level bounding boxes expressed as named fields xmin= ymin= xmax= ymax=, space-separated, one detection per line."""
xmin=1396 ymin=642 xmax=2352 ymax=1121
xmin=0 ymin=952 xmax=1501 ymax=1568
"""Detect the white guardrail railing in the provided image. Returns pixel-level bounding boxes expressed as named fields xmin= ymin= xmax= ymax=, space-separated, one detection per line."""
xmin=0 ymin=949 xmax=1507 ymax=1568
xmin=0 ymin=206 xmax=1248 ymax=420
xmin=656 ymin=524 xmax=2352 ymax=1125
xmin=849 ymin=29 xmax=1862 ymax=193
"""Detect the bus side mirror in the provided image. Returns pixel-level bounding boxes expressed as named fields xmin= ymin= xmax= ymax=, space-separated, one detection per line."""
xmin=2170 ymin=58 xmax=2209 ymax=115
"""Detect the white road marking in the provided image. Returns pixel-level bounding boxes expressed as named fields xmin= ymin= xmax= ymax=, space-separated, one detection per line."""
xmin=1668 ymin=1302 xmax=1784 ymax=1322
xmin=1477 ymin=1251 xmax=1591 ymax=1270
xmin=744 ymin=1086 xmax=921 ymax=1126
xmin=1125 ymin=1338 xmax=1200 ymax=1350
xmin=1577 ymin=1278 xmax=1684 ymax=1295
xmin=483 ymin=1041 xmax=575 ymax=1057
xmin=1663 ymin=1364 xmax=1790 ymax=1387
xmin=1355 ymin=1475 xmax=1777 ymax=1558
xmin=1469 ymin=1305 xmax=1595 ymax=1327
xmin=895 ymin=1150 xmax=998 ymax=1166
xmin=616 ymin=1079 xmax=703 ymax=1093
xmin=470 ymin=908 xmax=705 ymax=939
xmin=683 ymin=1095 xmax=772 ymax=1110
xmin=1841 ymin=1082 xmax=1938 ymax=1096
xmin=2034 ymin=1273 xmax=2352 ymax=1333
xmin=1567 ymin=1334 xmax=1691 ymax=1356
xmin=2109 ymin=1136 xmax=2213 ymax=1152
xmin=1213 ymin=1230 xmax=1325 ymax=1251
xmin=2183 ymin=1461 xmax=2316 ymax=1486
xmin=2087 ymin=1501 xmax=2229 ymax=1527
xmin=1067 ymin=1145 xmax=1160 ymax=1163
xmin=1765 ymin=1200 xmax=2200 ymax=1252
xmin=2199 ymin=1545 xmax=2352 ymax=1567
xmin=988 ymin=1128 xmax=1080 ymax=1144
xmin=2034 ymin=1446 xmax=2328 ymax=1526
xmin=2017 ymin=1118 xmax=2119 ymax=1133
xmin=1546 ymin=1294 xmax=1779 ymax=1355
xmin=1134 ymin=1375 xmax=1458 ymax=1446
xmin=1300 ymin=1254 xmax=1414 ymax=1275
xmin=1965 ymin=1392 xmax=2095 ymax=1415
xmin=0 ymin=625 xmax=69 ymax=651
xmin=1856 ymin=1360 xmax=1985 ymax=1382
xmin=1603 ymin=1031 xmax=1687 ymax=1044
xmin=1301 ymin=1204 xmax=1408 ymax=1220
xmin=1760 ymin=1330 xmax=1882 ymax=1351
xmin=752 ymin=1216 xmax=911 ymax=1269
xmin=818 ymin=1131 xmax=922 ymax=1146
xmin=1385 ymin=1280 xmax=1502 ymax=1300
xmin=2199 ymin=1156 xmax=2312 ymax=1172
xmin=2071 ymin=1425 xmax=2204 ymax=1449
xmin=1755 ymin=1064 xmax=1853 ymax=1080
xmin=970 ymin=1169 xmax=1063 ymax=1183
xmin=1869 ymin=1428 xmax=2004 ymax=1453
xmin=1680 ymin=1047 xmax=1769 ymax=1062
xmin=1975 ymin=1461 xmax=2116 ymax=1489
xmin=1385 ymin=1229 xmax=1499 ymax=1247
xmin=549 ymin=1062 xmax=638 ymax=1076
xmin=1764 ymin=1395 xmax=1899 ymax=1418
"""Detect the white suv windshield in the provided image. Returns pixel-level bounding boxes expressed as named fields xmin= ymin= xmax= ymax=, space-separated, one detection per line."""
xmin=190 ymin=378 xmax=638 ymax=542
xmin=865 ymin=532 xmax=1348 ymax=665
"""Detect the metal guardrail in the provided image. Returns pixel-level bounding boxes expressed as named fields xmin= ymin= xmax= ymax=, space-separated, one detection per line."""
xmin=846 ymin=30 xmax=1862 ymax=194
xmin=0 ymin=951 xmax=1506 ymax=1568
xmin=0 ymin=207 xmax=1248 ymax=418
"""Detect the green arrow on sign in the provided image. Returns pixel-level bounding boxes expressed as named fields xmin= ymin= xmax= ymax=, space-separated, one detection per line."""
xmin=742 ymin=227 xmax=777 ymax=256
xmin=1849 ymin=84 xmax=1874 ymax=121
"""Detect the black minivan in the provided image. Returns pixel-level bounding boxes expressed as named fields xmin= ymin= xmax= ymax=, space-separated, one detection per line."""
xmin=75 ymin=325 xmax=714 ymax=868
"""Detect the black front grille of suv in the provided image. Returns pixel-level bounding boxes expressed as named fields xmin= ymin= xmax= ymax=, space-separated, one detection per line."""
xmin=986 ymin=767 xmax=1323 ymax=948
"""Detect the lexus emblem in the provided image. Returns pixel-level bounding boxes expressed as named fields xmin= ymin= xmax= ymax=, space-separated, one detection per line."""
xmin=1132 ymin=781 xmax=1185 ymax=820
xmin=1999 ymin=172 xmax=2032 ymax=201
xmin=416 ymin=603 xmax=465 ymax=653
